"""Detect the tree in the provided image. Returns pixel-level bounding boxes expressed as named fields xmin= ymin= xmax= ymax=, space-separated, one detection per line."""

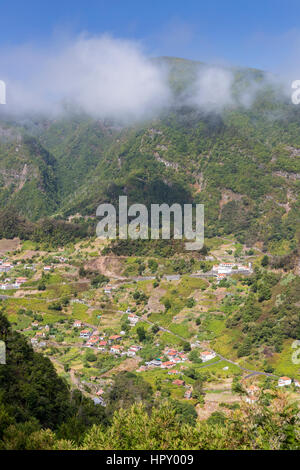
xmin=231 ymin=377 xmax=244 ymax=394
xmin=183 ymin=341 xmax=191 ymax=352
xmin=261 ymin=255 xmax=269 ymax=267
xmin=151 ymin=324 xmax=160 ymax=334
xmin=186 ymin=297 xmax=196 ymax=308
xmin=192 ymin=378 xmax=205 ymax=403
xmin=106 ymin=372 xmax=153 ymax=417
xmin=188 ymin=349 xmax=202 ymax=363
xmin=136 ymin=326 xmax=146 ymax=342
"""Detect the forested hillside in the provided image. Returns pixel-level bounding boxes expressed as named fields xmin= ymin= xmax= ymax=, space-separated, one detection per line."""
xmin=0 ymin=57 xmax=300 ymax=254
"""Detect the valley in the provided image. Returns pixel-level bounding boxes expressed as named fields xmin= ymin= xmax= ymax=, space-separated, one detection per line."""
xmin=1 ymin=233 xmax=299 ymax=422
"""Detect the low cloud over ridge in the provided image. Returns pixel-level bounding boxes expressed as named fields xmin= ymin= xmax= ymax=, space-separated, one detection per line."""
xmin=0 ymin=34 xmax=287 ymax=120
xmin=0 ymin=35 xmax=171 ymax=120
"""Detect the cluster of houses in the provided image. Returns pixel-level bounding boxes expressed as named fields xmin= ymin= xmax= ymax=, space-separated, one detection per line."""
xmin=75 ymin=321 xmax=142 ymax=357
xmin=137 ymin=348 xmax=218 ymax=373
xmin=30 ymin=324 xmax=50 ymax=348
xmin=141 ymin=348 xmax=188 ymax=371
xmin=243 ymin=376 xmax=300 ymax=405
xmin=212 ymin=262 xmax=252 ymax=282
xmin=136 ymin=359 xmax=194 ymax=399
xmin=0 ymin=261 xmax=13 ymax=273
xmin=0 ymin=277 xmax=27 ymax=290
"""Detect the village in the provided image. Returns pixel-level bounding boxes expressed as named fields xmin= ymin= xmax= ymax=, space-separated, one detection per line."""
xmin=0 ymin=236 xmax=299 ymax=417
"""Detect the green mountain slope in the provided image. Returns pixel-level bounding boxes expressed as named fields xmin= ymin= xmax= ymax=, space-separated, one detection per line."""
xmin=0 ymin=125 xmax=58 ymax=220
xmin=0 ymin=57 xmax=300 ymax=253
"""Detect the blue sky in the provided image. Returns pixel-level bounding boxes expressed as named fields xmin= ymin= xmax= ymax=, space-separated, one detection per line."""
xmin=1 ymin=0 xmax=300 ymax=72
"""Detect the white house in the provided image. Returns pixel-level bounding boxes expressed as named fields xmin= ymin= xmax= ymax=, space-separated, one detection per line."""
xmin=98 ymin=340 xmax=107 ymax=351
xmin=278 ymin=376 xmax=292 ymax=387
xmin=216 ymin=273 xmax=227 ymax=283
xmin=0 ymin=263 xmax=13 ymax=273
xmin=86 ymin=336 xmax=99 ymax=347
xmin=129 ymin=345 xmax=141 ymax=352
xmin=200 ymin=351 xmax=216 ymax=362
xmin=146 ymin=359 xmax=161 ymax=367
xmin=110 ymin=345 xmax=122 ymax=355
xmin=128 ymin=314 xmax=139 ymax=325
xmin=127 ymin=350 xmax=136 ymax=357
xmin=80 ymin=329 xmax=91 ymax=338
xmin=127 ymin=345 xmax=141 ymax=357
xmin=0 ymin=283 xmax=18 ymax=290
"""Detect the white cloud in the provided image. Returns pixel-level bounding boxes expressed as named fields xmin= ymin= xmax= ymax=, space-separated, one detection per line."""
xmin=187 ymin=66 xmax=234 ymax=111
xmin=0 ymin=34 xmax=171 ymax=120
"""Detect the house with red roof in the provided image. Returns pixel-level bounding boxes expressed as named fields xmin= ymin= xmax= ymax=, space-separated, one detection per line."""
xmin=278 ymin=376 xmax=292 ymax=387
xmin=172 ymin=379 xmax=185 ymax=386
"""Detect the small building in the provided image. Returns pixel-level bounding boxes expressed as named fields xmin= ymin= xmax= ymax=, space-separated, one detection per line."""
xmin=200 ymin=351 xmax=216 ymax=362
xmin=216 ymin=273 xmax=227 ymax=283
xmin=0 ymin=283 xmax=17 ymax=290
xmin=15 ymin=277 xmax=28 ymax=286
xmin=0 ymin=263 xmax=13 ymax=273
xmin=73 ymin=321 xmax=82 ymax=328
xmin=127 ymin=350 xmax=136 ymax=357
xmin=245 ymin=396 xmax=258 ymax=404
xmin=278 ymin=376 xmax=292 ymax=387
xmin=35 ymin=331 xmax=45 ymax=338
xmin=80 ymin=329 xmax=92 ymax=338
xmin=147 ymin=359 xmax=161 ymax=367
xmin=110 ymin=345 xmax=123 ymax=355
xmin=86 ymin=336 xmax=99 ymax=347
xmin=98 ymin=340 xmax=107 ymax=351
xmin=172 ymin=379 xmax=185 ymax=386
xmin=161 ymin=361 xmax=176 ymax=369
xmin=128 ymin=314 xmax=139 ymax=325
xmin=244 ymin=383 xmax=259 ymax=404
xmin=166 ymin=351 xmax=177 ymax=360
xmin=93 ymin=397 xmax=106 ymax=406
xmin=108 ymin=334 xmax=122 ymax=344
xmin=129 ymin=345 xmax=141 ymax=352
xmin=43 ymin=266 xmax=52 ymax=272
